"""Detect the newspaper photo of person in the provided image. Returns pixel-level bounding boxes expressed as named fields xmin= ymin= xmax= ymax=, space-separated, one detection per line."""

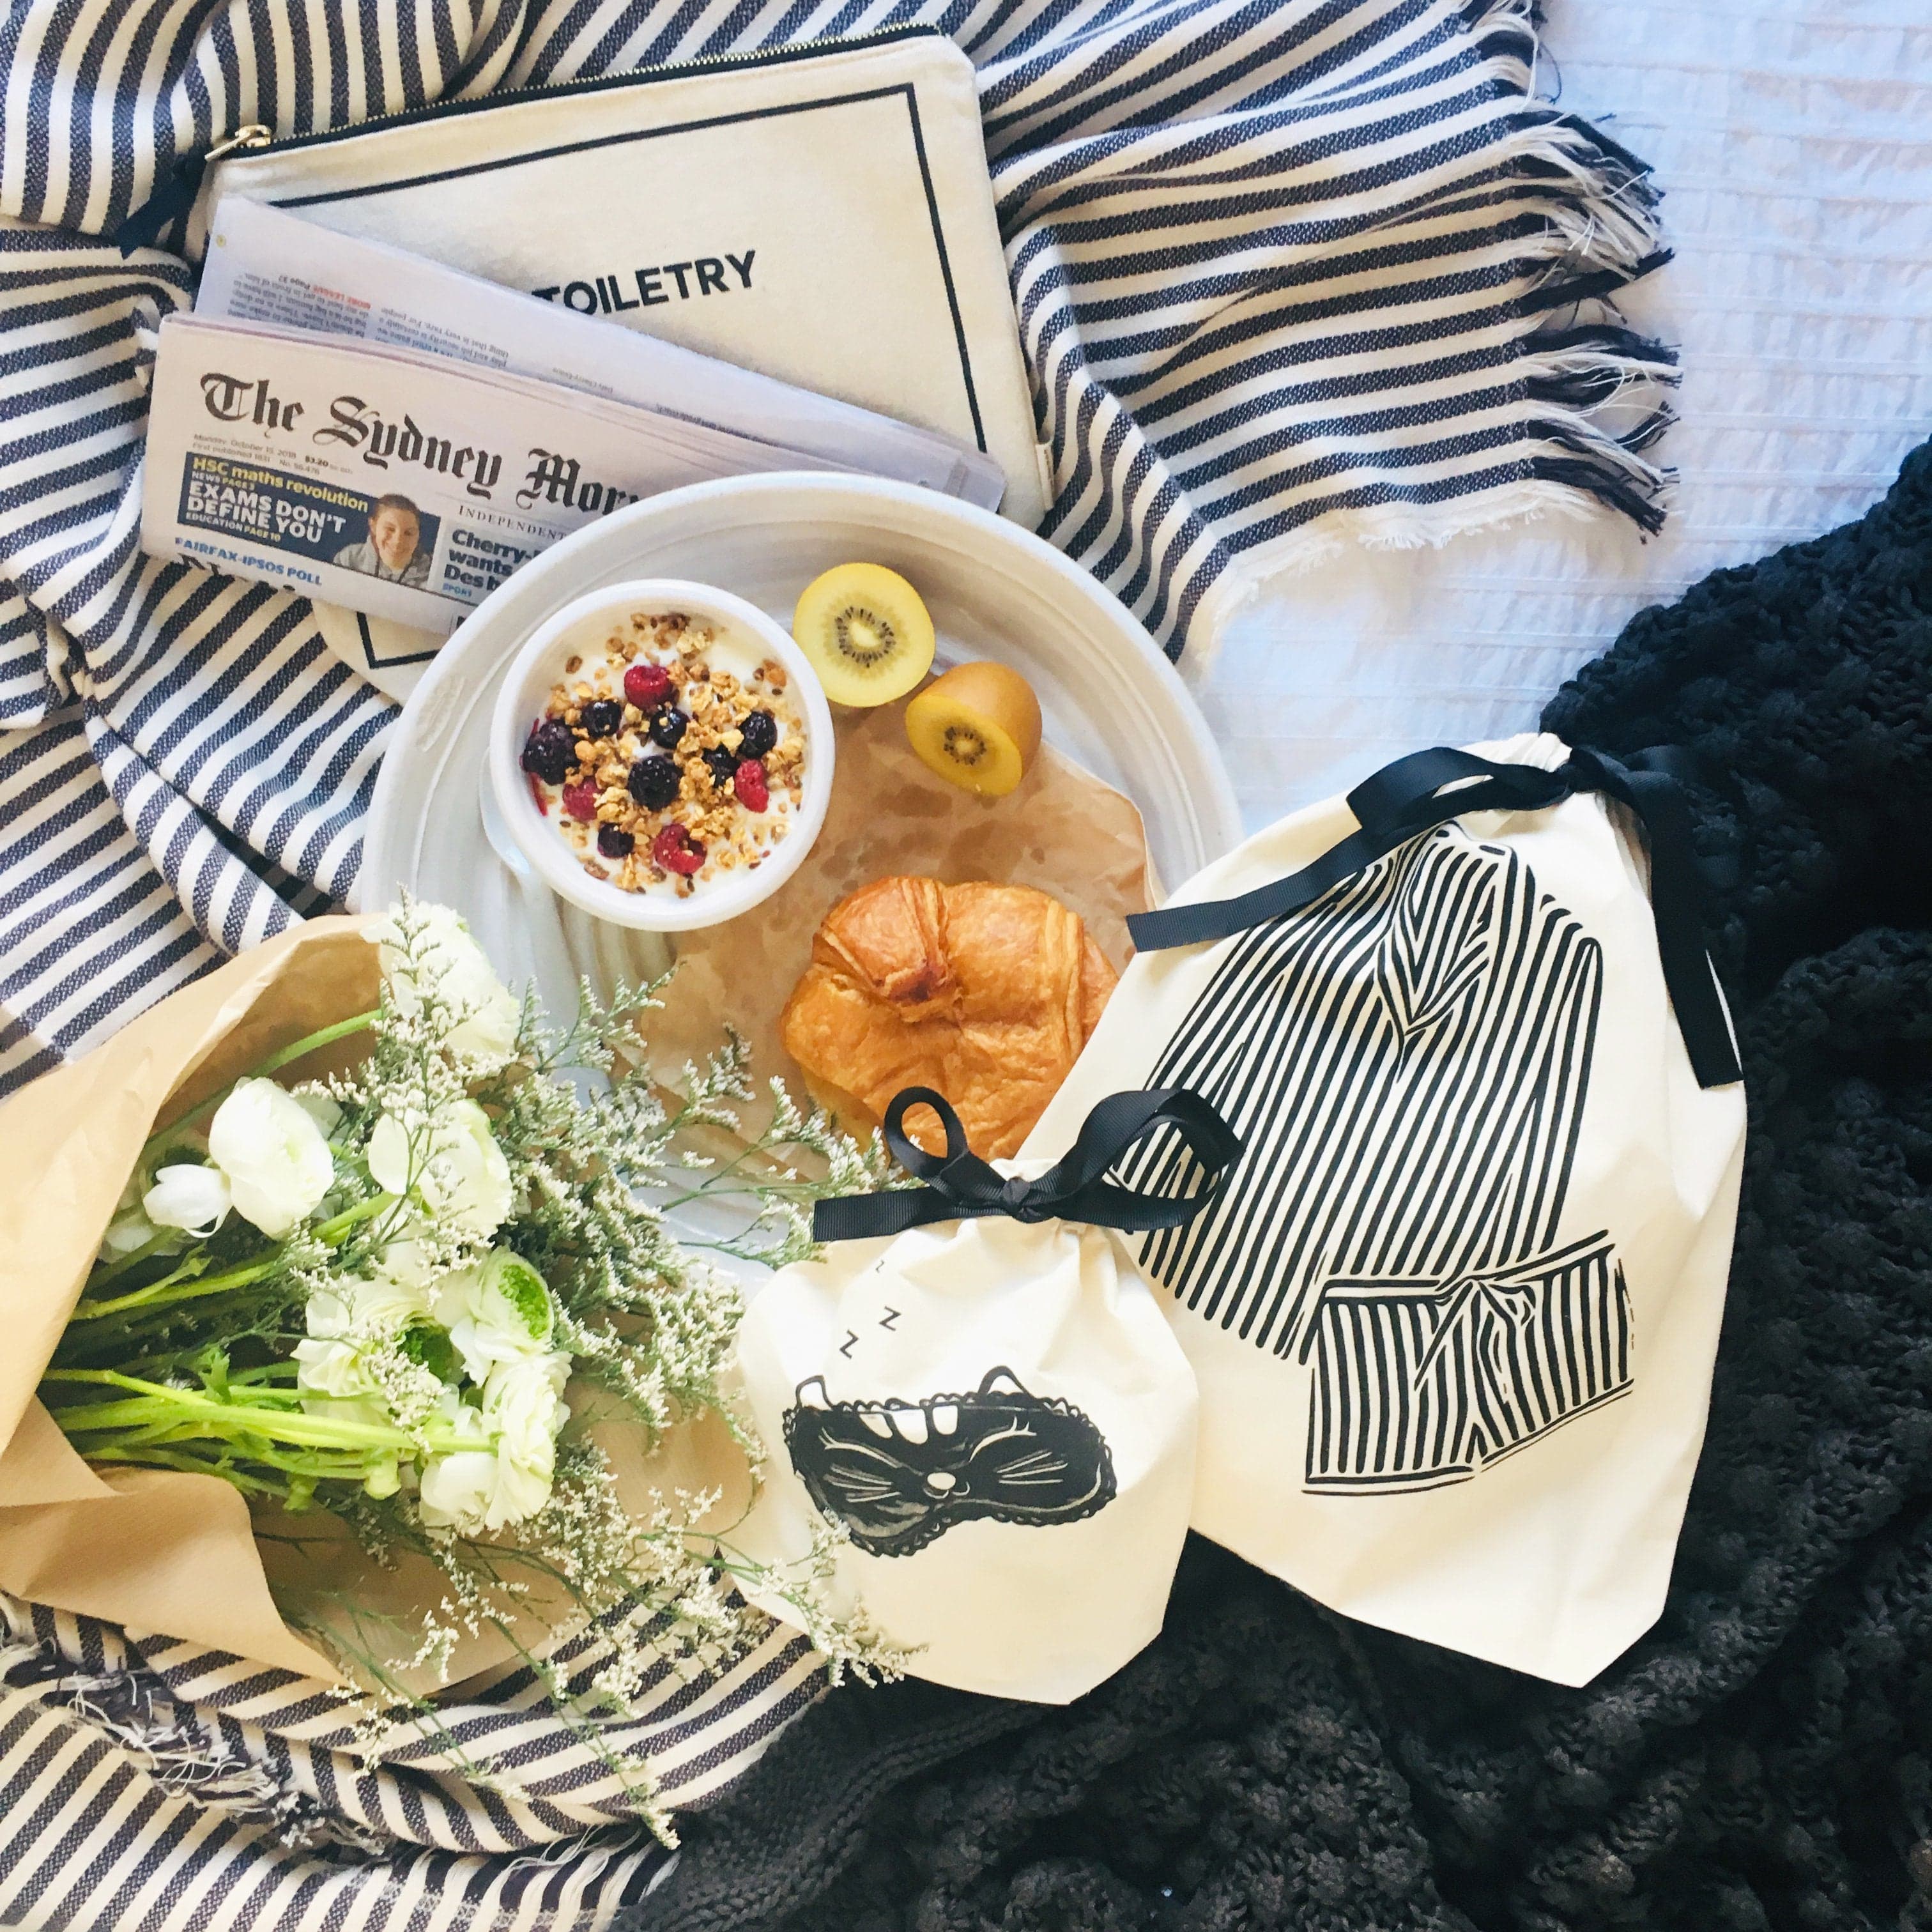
xmin=334 ymin=493 xmax=433 ymax=587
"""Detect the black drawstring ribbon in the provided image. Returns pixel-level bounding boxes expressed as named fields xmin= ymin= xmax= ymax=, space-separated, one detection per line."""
xmin=1126 ymin=744 xmax=1742 ymax=1091
xmin=813 ymin=1087 xmax=1243 ymax=1244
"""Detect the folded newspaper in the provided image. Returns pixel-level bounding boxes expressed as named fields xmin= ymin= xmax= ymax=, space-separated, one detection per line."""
xmin=196 ymin=199 xmax=1004 ymax=512
xmin=140 ymin=312 xmax=863 ymax=633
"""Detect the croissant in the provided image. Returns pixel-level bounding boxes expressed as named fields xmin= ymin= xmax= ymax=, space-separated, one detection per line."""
xmin=780 ymin=877 xmax=1117 ymax=1160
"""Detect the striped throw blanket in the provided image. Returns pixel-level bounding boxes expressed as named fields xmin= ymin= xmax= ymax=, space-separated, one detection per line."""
xmin=0 ymin=0 xmax=1673 ymax=1924
xmin=0 ymin=1594 xmax=825 ymax=1928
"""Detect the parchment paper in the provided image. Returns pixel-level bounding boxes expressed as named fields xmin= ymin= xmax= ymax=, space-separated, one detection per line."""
xmin=0 ymin=921 xmax=378 ymax=1685
xmin=646 ymin=703 xmax=1154 ymax=1111
xmin=0 ymin=722 xmax=1154 ymax=1695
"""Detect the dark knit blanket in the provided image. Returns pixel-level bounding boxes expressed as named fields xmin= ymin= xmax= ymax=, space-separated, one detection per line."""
xmin=635 ymin=441 xmax=1932 ymax=1932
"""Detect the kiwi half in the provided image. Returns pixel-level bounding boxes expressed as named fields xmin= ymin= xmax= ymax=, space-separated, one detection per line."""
xmin=792 ymin=563 xmax=937 ymax=706
xmin=905 ymin=661 xmax=1041 ymax=797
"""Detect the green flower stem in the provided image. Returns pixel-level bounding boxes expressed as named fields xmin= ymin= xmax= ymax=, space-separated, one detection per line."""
xmin=43 ymin=1369 xmax=475 ymax=1456
xmin=87 ymin=1232 xmax=183 ymax=1291
xmin=70 ymin=1193 xmax=397 ymax=1322
xmin=70 ymin=1258 xmax=279 ymax=1322
xmin=78 ymin=1445 xmax=294 ymax=1498
xmin=314 ymin=1192 xmax=399 ymax=1244
xmin=140 ymin=1006 xmax=380 ymax=1160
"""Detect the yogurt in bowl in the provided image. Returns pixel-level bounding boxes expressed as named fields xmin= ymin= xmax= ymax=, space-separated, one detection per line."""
xmin=489 ymin=580 xmax=835 ymax=931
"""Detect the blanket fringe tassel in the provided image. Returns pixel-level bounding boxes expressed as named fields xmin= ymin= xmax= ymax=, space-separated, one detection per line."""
xmin=1474 ymin=0 xmax=1682 ymax=537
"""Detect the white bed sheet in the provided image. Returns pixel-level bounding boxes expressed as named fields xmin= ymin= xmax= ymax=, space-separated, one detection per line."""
xmin=1200 ymin=0 xmax=1932 ymax=828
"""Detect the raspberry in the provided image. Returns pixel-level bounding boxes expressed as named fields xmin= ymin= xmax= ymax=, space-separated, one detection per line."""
xmin=562 ymin=779 xmax=599 ymax=821
xmin=733 ymin=758 xmax=770 ymax=812
xmin=624 ymin=663 xmax=672 ymax=710
xmin=652 ymin=823 xmax=707 ymax=875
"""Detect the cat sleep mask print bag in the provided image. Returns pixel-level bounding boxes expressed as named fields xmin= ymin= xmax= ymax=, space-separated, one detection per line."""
xmin=1025 ymin=734 xmax=1748 ymax=1687
xmin=730 ymin=1086 xmax=1239 ymax=1703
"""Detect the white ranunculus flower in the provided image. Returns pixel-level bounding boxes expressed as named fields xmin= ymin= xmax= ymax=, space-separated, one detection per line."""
xmin=98 ymin=1173 xmax=160 ymax=1259
xmin=293 ymin=1336 xmax=375 ymax=1400
xmin=304 ymin=1258 xmax=434 ymax=1355
xmin=375 ymin=903 xmax=520 ymax=1071
xmin=417 ymin=1450 xmax=502 ymax=1535
xmin=367 ymin=1100 xmax=512 ymax=1240
xmin=417 ymin=1356 xmax=567 ymax=1535
xmin=303 ymin=1287 xmax=354 ymax=1340
xmin=482 ymin=1352 xmax=570 ymax=1524
xmin=292 ymin=1088 xmax=343 ymax=1138
xmin=433 ymin=1248 xmax=555 ymax=1383
xmin=142 ymin=1162 xmax=232 ymax=1237
xmin=207 ymin=1077 xmax=337 ymax=1238
xmin=372 ymin=1237 xmax=439 ymax=1291
xmin=348 ymin=1269 xmax=435 ymax=1333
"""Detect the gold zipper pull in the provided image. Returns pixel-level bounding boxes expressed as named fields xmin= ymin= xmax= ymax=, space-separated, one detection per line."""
xmin=206 ymin=125 xmax=273 ymax=162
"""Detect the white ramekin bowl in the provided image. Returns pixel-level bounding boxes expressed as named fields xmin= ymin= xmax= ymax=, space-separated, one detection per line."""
xmin=489 ymin=579 xmax=835 ymax=931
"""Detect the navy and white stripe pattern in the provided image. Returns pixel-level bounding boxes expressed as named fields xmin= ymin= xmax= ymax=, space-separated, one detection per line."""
xmin=1304 ymin=1232 xmax=1631 ymax=1493
xmin=1126 ymin=823 xmax=1634 ymax=1492
xmin=0 ymin=1591 xmax=826 ymax=1931
xmin=0 ymin=2 xmax=1671 ymax=1916
xmin=0 ymin=0 xmax=1675 ymax=1093
xmin=1126 ymin=828 xmax=1607 ymax=1356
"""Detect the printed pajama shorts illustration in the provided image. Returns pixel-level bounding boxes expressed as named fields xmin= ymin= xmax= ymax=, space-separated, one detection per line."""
xmin=783 ymin=1367 xmax=1117 ymax=1556
xmin=1300 ymin=1233 xmax=1632 ymax=1492
xmin=1118 ymin=824 xmax=1634 ymax=1495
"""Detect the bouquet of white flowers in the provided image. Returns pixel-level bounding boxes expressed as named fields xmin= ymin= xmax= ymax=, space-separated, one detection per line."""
xmin=29 ymin=900 xmax=903 ymax=1834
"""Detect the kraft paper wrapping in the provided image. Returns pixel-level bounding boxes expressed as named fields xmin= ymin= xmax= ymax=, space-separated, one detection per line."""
xmin=0 ymin=919 xmax=765 ymax=1695
xmin=647 ymin=703 xmax=1155 ymax=1110
xmin=0 ymin=919 xmax=378 ymax=1683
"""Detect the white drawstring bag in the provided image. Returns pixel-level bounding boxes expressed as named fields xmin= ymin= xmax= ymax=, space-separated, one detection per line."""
xmin=729 ymin=1087 xmax=1239 ymax=1702
xmin=1025 ymin=735 xmax=1749 ymax=1687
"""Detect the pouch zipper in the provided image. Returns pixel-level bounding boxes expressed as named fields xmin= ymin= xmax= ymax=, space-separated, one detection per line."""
xmin=116 ymin=26 xmax=943 ymax=257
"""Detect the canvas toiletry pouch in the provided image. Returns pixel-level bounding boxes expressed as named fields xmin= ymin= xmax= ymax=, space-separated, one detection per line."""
xmin=128 ymin=30 xmax=1045 ymax=533
xmin=1025 ymin=734 xmax=1749 ymax=1687
xmin=730 ymin=1086 xmax=1239 ymax=1703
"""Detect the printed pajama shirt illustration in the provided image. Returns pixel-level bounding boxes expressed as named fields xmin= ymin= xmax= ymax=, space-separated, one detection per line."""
xmin=1121 ymin=825 xmax=1632 ymax=1494
xmin=783 ymin=1367 xmax=1118 ymax=1556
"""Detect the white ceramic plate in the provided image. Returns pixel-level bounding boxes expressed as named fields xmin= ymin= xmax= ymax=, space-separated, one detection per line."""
xmin=358 ymin=473 xmax=1240 ymax=1018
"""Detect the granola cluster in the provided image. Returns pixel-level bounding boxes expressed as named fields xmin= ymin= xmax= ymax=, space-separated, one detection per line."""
xmin=519 ymin=610 xmax=804 ymax=896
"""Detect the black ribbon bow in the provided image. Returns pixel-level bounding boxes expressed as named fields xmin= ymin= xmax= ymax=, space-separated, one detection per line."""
xmin=1126 ymin=744 xmax=1742 ymax=1091
xmin=813 ymin=1086 xmax=1243 ymax=1244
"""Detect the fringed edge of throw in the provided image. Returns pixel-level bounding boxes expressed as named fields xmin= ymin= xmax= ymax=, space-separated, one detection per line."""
xmin=1 ymin=1632 xmax=390 ymax=1851
xmin=1475 ymin=0 xmax=1681 ymax=537
xmin=1190 ymin=2 xmax=1680 ymax=651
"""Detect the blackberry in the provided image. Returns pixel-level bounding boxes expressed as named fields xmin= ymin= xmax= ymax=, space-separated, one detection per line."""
xmin=649 ymin=705 xmax=689 ymax=749
xmin=702 ymin=744 xmax=739 ymax=789
xmin=628 ymin=756 xmax=681 ymax=809
xmin=520 ymin=717 xmax=575 ymax=785
xmin=579 ymin=698 xmax=624 ymax=739
xmin=738 ymin=709 xmax=779 ymax=758
xmin=597 ymin=825 xmax=634 ymax=859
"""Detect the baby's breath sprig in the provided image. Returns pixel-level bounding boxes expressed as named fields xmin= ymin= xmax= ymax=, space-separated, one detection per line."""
xmin=38 ymin=897 xmax=905 ymax=1843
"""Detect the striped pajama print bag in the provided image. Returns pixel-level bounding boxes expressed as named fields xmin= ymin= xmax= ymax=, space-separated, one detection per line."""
xmin=1023 ymin=733 xmax=1748 ymax=1685
xmin=1303 ymin=1233 xmax=1634 ymax=1494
